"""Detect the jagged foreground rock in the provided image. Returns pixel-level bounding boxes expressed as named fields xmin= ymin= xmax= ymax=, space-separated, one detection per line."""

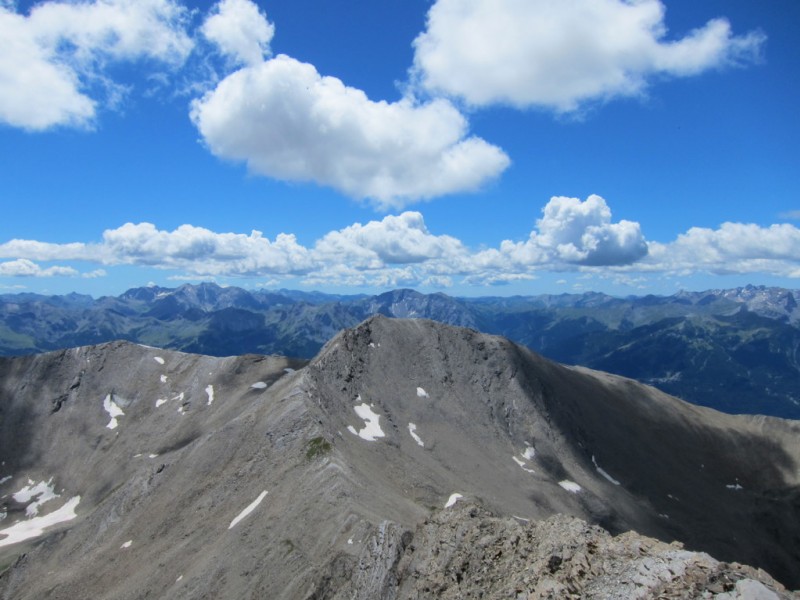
xmin=334 ymin=503 xmax=796 ymax=599
xmin=0 ymin=316 xmax=797 ymax=599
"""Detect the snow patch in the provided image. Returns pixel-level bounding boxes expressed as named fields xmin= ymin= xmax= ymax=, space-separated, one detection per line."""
xmin=13 ymin=479 xmax=59 ymax=517
xmin=157 ymin=391 xmax=184 ymax=408
xmin=205 ymin=384 xmax=214 ymax=406
xmin=160 ymin=374 xmax=168 ymax=383
xmin=512 ymin=515 xmax=530 ymax=523
xmin=592 ymin=455 xmax=621 ymax=486
xmin=346 ymin=403 xmax=385 ymax=441
xmin=512 ymin=456 xmax=535 ymax=474
xmin=369 ymin=342 xmax=376 ymax=348
xmin=251 ymin=382 xmax=267 ymax=389
xmin=120 ymin=540 xmax=132 ymax=549
xmin=416 ymin=387 xmax=429 ymax=398
xmin=347 ymin=538 xmax=353 ymax=545
xmin=408 ymin=423 xmax=424 ymax=447
xmin=228 ymin=491 xmax=268 ymax=529
xmin=153 ymin=356 xmax=165 ymax=365
xmin=559 ymin=480 xmax=582 ymax=493
xmin=103 ymin=394 xmax=124 ymax=430
xmin=148 ymin=454 xmax=159 ymax=459
xmin=444 ymin=493 xmax=463 ymax=508
xmin=0 ymin=475 xmax=11 ymax=485
xmin=0 ymin=496 xmax=80 ymax=548
xmin=522 ymin=445 xmax=535 ymax=460
xmin=726 ymin=483 xmax=744 ymax=491
xmin=284 ymin=368 xmax=295 ymax=374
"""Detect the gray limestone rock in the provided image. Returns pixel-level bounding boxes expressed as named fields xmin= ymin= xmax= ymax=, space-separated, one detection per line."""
xmin=0 ymin=316 xmax=797 ymax=598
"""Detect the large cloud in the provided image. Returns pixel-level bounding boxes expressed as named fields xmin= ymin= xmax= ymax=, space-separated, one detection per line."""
xmin=645 ymin=222 xmax=800 ymax=277
xmin=201 ymin=0 xmax=274 ymax=67
xmin=190 ymin=54 xmax=510 ymax=209
xmin=0 ymin=0 xmax=193 ymax=130
xmin=490 ymin=195 xmax=648 ymax=267
xmin=412 ymin=0 xmax=765 ymax=111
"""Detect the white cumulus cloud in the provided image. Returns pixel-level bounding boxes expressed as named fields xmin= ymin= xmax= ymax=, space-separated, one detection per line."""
xmin=0 ymin=239 xmax=92 ymax=262
xmin=644 ymin=222 xmax=800 ymax=276
xmin=412 ymin=0 xmax=765 ymax=112
xmin=314 ymin=212 xmax=466 ymax=267
xmin=190 ymin=54 xmax=510 ymax=209
xmin=100 ymin=222 xmax=314 ymax=276
xmin=6 ymin=198 xmax=800 ymax=286
xmin=0 ymin=0 xmax=193 ymax=130
xmin=493 ymin=195 xmax=648 ymax=268
xmin=201 ymin=0 xmax=274 ymax=67
xmin=0 ymin=259 xmax=78 ymax=277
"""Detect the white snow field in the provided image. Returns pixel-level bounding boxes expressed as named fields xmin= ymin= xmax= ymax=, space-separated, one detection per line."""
xmin=347 ymin=403 xmax=386 ymax=441
xmin=444 ymin=493 xmax=463 ymax=508
xmin=228 ymin=491 xmax=268 ymax=529
xmin=408 ymin=423 xmax=425 ymax=447
xmin=103 ymin=394 xmax=125 ymax=429
xmin=13 ymin=479 xmax=59 ymax=517
xmin=0 ymin=496 xmax=81 ymax=548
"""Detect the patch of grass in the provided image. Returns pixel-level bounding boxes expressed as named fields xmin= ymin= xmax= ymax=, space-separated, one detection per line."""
xmin=306 ymin=436 xmax=332 ymax=460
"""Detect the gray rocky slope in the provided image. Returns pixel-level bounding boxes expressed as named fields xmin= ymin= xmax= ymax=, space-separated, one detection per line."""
xmin=0 ymin=316 xmax=797 ymax=598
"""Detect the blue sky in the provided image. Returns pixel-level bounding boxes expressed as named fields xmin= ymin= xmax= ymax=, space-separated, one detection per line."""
xmin=1 ymin=0 xmax=798 ymax=298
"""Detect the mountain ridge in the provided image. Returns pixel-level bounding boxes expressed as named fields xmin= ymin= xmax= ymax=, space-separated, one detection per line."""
xmin=1 ymin=316 xmax=796 ymax=598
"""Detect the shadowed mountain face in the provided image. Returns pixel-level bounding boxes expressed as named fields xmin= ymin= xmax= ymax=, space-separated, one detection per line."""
xmin=2 ymin=283 xmax=799 ymax=419
xmin=0 ymin=317 xmax=798 ymax=599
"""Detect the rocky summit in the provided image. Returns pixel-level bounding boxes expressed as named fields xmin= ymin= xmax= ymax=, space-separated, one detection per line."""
xmin=0 ymin=316 xmax=797 ymax=599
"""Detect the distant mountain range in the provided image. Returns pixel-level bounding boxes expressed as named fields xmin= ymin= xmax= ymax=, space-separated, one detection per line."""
xmin=1 ymin=283 xmax=798 ymax=419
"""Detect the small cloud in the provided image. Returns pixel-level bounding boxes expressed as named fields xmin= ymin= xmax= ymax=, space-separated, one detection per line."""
xmin=201 ymin=0 xmax=274 ymax=67
xmin=314 ymin=212 xmax=465 ymax=266
xmin=779 ymin=210 xmax=800 ymax=221
xmin=421 ymin=275 xmax=453 ymax=288
xmin=166 ymin=275 xmax=218 ymax=282
xmin=0 ymin=259 xmax=78 ymax=277
xmin=255 ymin=279 xmax=281 ymax=288
xmin=463 ymin=272 xmax=536 ymax=286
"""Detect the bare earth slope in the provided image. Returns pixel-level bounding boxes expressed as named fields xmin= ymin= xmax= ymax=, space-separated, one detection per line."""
xmin=0 ymin=316 xmax=797 ymax=598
